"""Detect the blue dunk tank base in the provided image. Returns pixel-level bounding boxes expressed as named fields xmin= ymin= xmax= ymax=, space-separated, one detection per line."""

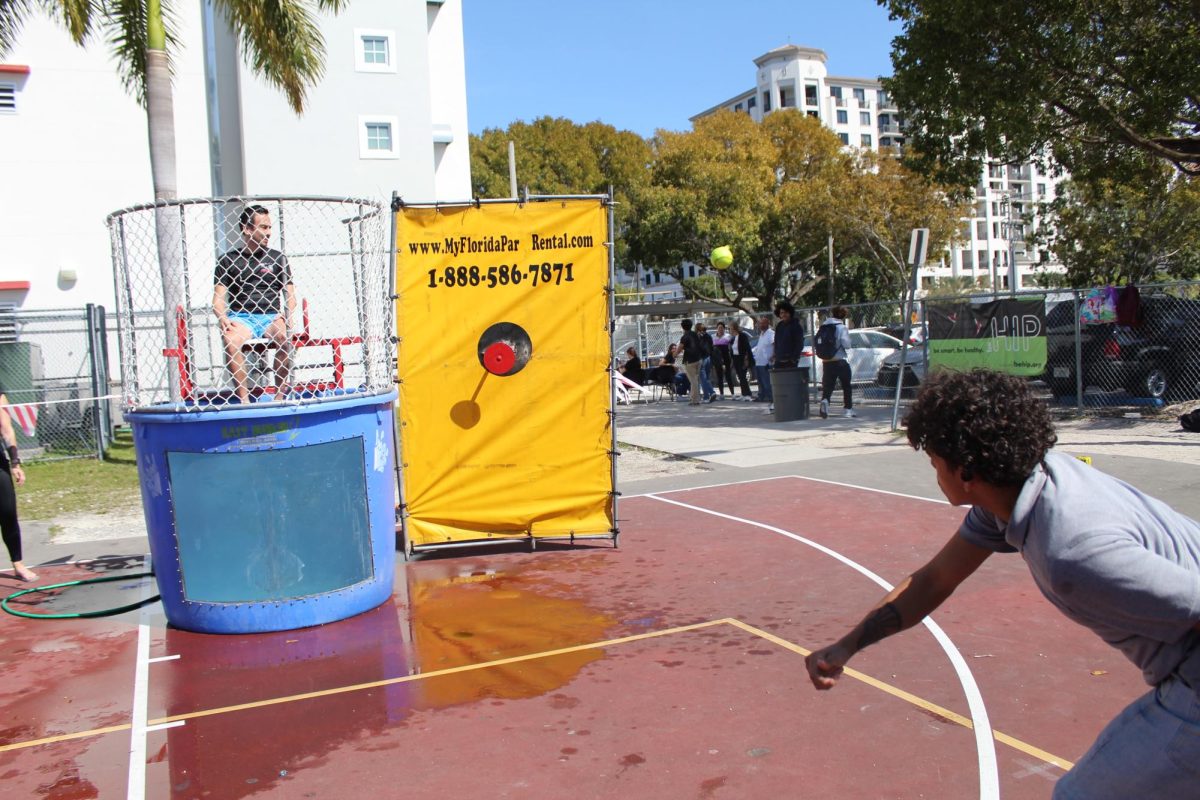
xmin=126 ymin=390 xmax=398 ymax=634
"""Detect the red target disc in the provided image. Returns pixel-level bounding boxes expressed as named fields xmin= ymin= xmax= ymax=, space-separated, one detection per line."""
xmin=483 ymin=341 xmax=516 ymax=375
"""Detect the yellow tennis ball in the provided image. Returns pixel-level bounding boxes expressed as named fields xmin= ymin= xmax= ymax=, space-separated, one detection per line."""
xmin=710 ymin=245 xmax=733 ymax=270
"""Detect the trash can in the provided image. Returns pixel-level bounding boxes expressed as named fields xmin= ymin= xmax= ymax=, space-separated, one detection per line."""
xmin=772 ymin=366 xmax=810 ymax=422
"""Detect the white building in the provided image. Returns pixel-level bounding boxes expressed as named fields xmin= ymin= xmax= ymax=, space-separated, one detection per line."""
xmin=0 ymin=0 xmax=470 ymax=311
xmin=692 ymin=45 xmax=1062 ymax=294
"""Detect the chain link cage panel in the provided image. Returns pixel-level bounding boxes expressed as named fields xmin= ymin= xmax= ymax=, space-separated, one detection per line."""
xmin=0 ymin=307 xmax=116 ymax=461
xmin=108 ymin=197 xmax=393 ymax=411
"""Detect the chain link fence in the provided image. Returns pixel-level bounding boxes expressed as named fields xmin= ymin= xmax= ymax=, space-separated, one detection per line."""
xmin=107 ymin=196 xmax=392 ymax=412
xmin=0 ymin=305 xmax=115 ymax=461
xmin=615 ymin=280 xmax=1200 ymax=412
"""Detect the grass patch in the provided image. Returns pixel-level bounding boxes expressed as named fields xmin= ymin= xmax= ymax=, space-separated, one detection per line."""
xmin=19 ymin=429 xmax=141 ymax=520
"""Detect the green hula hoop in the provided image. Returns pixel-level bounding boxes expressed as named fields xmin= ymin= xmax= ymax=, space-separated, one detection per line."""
xmin=2 ymin=572 xmax=159 ymax=619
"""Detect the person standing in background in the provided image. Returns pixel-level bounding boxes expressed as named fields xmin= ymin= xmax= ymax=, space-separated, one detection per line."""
xmin=695 ymin=322 xmax=717 ymax=403
xmin=678 ymin=320 xmax=704 ymax=406
xmin=711 ymin=323 xmax=734 ymax=399
xmin=752 ymin=314 xmax=775 ymax=407
xmin=816 ymin=306 xmax=856 ymax=419
xmin=773 ymin=301 xmax=804 ymax=369
xmin=0 ymin=391 xmax=35 ymax=582
xmin=729 ymin=321 xmax=754 ymax=400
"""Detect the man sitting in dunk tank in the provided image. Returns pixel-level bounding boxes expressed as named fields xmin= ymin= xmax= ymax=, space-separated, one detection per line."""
xmin=212 ymin=204 xmax=297 ymax=403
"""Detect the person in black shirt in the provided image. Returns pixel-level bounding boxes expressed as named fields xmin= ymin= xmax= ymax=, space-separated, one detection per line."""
xmin=213 ymin=205 xmax=296 ymax=403
xmin=773 ymin=301 xmax=804 ymax=369
xmin=678 ymin=319 xmax=704 ymax=405
xmin=619 ymin=347 xmax=645 ymax=385
xmin=0 ymin=389 xmax=34 ymax=581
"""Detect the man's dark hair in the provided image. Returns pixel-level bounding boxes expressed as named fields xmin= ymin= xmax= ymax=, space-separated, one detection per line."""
xmin=831 ymin=306 xmax=848 ymax=320
xmin=775 ymin=301 xmax=795 ymax=317
xmin=904 ymin=369 xmax=1057 ymax=486
xmin=680 ymin=319 xmax=693 ymax=331
xmin=240 ymin=204 xmax=270 ymax=229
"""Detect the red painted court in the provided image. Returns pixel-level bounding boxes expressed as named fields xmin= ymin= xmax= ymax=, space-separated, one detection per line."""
xmin=0 ymin=476 xmax=1145 ymax=798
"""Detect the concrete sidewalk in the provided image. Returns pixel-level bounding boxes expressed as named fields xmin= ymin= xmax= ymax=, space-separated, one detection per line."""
xmin=616 ymin=393 xmax=1200 ymax=519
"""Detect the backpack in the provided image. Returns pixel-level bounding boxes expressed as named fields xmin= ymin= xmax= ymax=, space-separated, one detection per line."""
xmin=1181 ymin=408 xmax=1200 ymax=433
xmin=700 ymin=333 xmax=713 ymax=359
xmin=814 ymin=321 xmax=840 ymax=360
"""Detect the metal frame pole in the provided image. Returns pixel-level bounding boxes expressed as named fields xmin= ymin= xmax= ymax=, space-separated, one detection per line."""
xmin=606 ymin=189 xmax=620 ymax=547
xmin=388 ymin=192 xmax=409 ymax=558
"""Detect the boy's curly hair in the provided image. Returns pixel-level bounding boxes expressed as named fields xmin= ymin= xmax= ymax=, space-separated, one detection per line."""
xmin=904 ymin=369 xmax=1057 ymax=486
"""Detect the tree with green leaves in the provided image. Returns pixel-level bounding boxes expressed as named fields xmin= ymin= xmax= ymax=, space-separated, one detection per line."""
xmin=469 ymin=116 xmax=652 ymax=269
xmin=1032 ymin=162 xmax=1200 ymax=287
xmin=837 ymin=150 xmax=970 ymax=298
xmin=625 ymin=109 xmax=966 ymax=311
xmin=625 ymin=110 xmax=852 ymax=311
xmin=881 ymin=0 xmax=1200 ymax=187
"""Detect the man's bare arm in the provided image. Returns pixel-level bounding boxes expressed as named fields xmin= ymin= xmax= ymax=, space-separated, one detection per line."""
xmin=806 ymin=534 xmax=993 ymax=689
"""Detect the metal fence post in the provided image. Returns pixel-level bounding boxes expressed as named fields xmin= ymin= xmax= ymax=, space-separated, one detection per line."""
xmin=85 ymin=304 xmax=104 ymax=460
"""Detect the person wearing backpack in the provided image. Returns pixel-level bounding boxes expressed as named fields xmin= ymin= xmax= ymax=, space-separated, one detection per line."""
xmin=815 ymin=306 xmax=855 ymax=419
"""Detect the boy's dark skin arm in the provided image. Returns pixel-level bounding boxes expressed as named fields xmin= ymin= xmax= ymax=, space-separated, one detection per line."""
xmin=806 ymin=534 xmax=993 ymax=689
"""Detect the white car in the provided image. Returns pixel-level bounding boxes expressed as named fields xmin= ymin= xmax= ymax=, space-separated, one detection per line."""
xmin=800 ymin=328 xmax=903 ymax=384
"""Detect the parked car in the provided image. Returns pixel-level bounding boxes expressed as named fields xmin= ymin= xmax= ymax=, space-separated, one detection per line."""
xmin=1042 ymin=295 xmax=1200 ymax=401
xmin=874 ymin=342 xmax=927 ymax=390
xmin=800 ymin=328 xmax=903 ymax=384
xmin=1036 ymin=296 xmax=1200 ymax=400
xmin=879 ymin=323 xmax=927 ymax=345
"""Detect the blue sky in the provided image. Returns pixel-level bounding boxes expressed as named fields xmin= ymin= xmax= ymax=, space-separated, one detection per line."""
xmin=463 ymin=0 xmax=904 ymax=138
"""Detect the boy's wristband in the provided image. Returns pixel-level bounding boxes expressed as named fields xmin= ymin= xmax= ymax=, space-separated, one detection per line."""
xmin=7 ymin=444 xmax=19 ymax=466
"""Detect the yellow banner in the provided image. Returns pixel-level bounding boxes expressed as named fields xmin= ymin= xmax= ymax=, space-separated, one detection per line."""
xmin=395 ymin=200 xmax=613 ymax=548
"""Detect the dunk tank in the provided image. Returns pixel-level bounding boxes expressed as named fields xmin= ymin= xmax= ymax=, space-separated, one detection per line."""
xmin=393 ymin=195 xmax=618 ymax=555
xmin=107 ymin=197 xmax=396 ymax=633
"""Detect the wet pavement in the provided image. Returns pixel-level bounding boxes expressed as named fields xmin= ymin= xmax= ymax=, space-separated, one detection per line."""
xmin=1 ymin=476 xmax=1147 ymax=798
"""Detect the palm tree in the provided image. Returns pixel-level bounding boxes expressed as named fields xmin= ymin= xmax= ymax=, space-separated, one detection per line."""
xmin=0 ymin=0 xmax=347 ymax=399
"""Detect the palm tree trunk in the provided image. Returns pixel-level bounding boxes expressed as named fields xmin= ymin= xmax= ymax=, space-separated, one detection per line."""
xmin=146 ymin=40 xmax=185 ymax=401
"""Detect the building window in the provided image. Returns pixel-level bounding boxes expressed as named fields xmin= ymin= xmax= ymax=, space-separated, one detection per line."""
xmin=860 ymin=111 xmax=871 ymax=125
xmin=762 ymin=92 xmax=771 ymax=112
xmin=853 ymin=87 xmax=866 ymax=104
xmin=976 ymin=220 xmax=987 ymax=239
xmin=354 ymin=29 xmax=396 ymax=73
xmin=860 ymin=133 xmax=872 ymax=147
xmin=358 ymin=116 xmax=399 ymax=159
xmin=747 ymin=96 xmax=757 ymax=109
xmin=780 ymin=85 xmax=794 ymax=108
xmin=1037 ymin=183 xmax=1047 ymax=197
xmin=829 ymin=85 xmax=842 ymax=100
xmin=878 ymin=89 xmax=891 ymax=107
xmin=807 ymin=110 xmax=819 ymax=120
xmin=836 ymin=109 xmax=847 ymax=124
xmin=0 ymin=82 xmax=15 ymax=113
xmin=838 ymin=133 xmax=849 ymax=145
xmin=734 ymin=103 xmax=743 ymax=112
xmin=805 ymin=84 xmax=818 ymax=105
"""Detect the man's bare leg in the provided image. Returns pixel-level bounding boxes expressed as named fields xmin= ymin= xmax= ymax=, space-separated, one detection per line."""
xmin=265 ymin=317 xmax=292 ymax=395
xmin=221 ymin=320 xmax=253 ymax=403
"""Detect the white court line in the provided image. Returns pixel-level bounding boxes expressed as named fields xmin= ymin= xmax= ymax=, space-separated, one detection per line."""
xmin=148 ymin=654 xmax=180 ymax=664
xmin=126 ymin=554 xmax=156 ymax=800
xmin=145 ymin=721 xmax=185 ymax=734
xmin=645 ymin=493 xmax=1000 ymax=800
xmin=622 ymin=474 xmax=793 ymax=499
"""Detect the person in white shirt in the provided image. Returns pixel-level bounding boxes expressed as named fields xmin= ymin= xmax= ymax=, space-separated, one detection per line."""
xmin=751 ymin=314 xmax=775 ymax=404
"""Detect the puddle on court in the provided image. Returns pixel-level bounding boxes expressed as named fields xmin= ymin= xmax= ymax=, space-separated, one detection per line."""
xmin=137 ymin=558 xmax=617 ymax=799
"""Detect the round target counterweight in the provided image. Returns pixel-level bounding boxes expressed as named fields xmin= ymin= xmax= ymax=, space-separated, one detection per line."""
xmin=477 ymin=322 xmax=532 ymax=377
